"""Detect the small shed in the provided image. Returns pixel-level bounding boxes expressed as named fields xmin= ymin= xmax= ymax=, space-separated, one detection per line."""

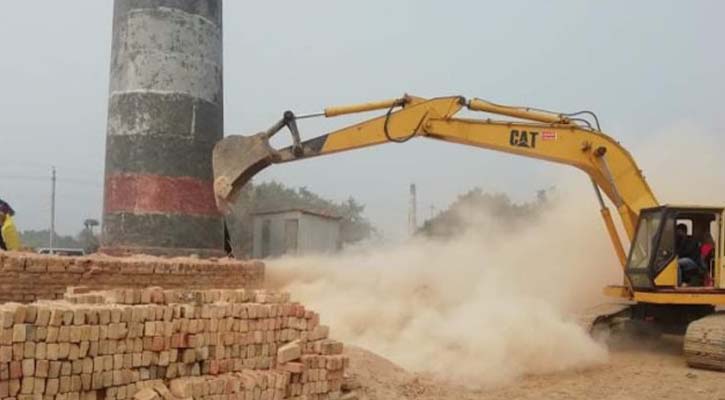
xmin=251 ymin=208 xmax=342 ymax=258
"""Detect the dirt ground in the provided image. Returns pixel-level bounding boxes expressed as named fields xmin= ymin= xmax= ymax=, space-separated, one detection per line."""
xmin=345 ymin=336 xmax=725 ymax=400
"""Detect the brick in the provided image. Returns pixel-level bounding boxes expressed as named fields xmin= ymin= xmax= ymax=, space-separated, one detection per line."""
xmin=58 ymin=343 xmax=70 ymax=359
xmin=24 ymin=342 xmax=35 ymax=359
xmin=33 ymin=377 xmax=45 ymax=395
xmin=35 ymin=326 xmax=47 ymax=341
xmin=71 ymin=359 xmax=82 ymax=375
xmin=46 ymin=344 xmax=59 ymax=361
xmin=60 ymin=361 xmax=72 ymax=376
xmin=73 ymin=310 xmax=86 ymax=326
xmin=13 ymin=324 xmax=28 ymax=342
xmin=152 ymin=383 xmax=175 ymax=400
xmin=62 ymin=311 xmax=74 ymax=326
xmin=0 ymin=346 xmax=12 ymax=362
xmin=20 ymin=376 xmax=34 ymax=394
xmin=169 ymin=379 xmax=192 ymax=398
xmin=279 ymin=362 xmax=305 ymax=374
xmin=0 ymin=310 xmax=14 ymax=329
xmin=48 ymin=361 xmax=61 ymax=378
xmin=3 ymin=254 xmax=25 ymax=271
xmin=309 ymin=325 xmax=329 ymax=341
xmin=320 ymin=340 xmax=344 ymax=355
xmin=36 ymin=360 xmax=49 ymax=378
xmin=26 ymin=260 xmax=47 ymax=273
xmin=35 ymin=308 xmax=51 ymax=326
xmin=13 ymin=342 xmax=25 ymax=360
xmin=0 ymin=327 xmax=12 ymax=345
xmin=0 ymin=286 xmax=346 ymax=399
xmin=0 ymin=362 xmax=8 ymax=380
xmin=9 ymin=379 xmax=21 ymax=396
xmin=22 ymin=359 xmax=35 ymax=376
xmin=81 ymin=374 xmax=91 ymax=391
xmin=46 ymin=327 xmax=58 ymax=343
xmin=46 ymin=378 xmax=59 ymax=395
xmin=59 ymin=376 xmax=71 ymax=393
xmin=58 ymin=326 xmax=70 ymax=342
xmin=35 ymin=342 xmax=47 ymax=360
xmin=133 ymin=387 xmax=160 ymax=400
xmin=277 ymin=341 xmax=302 ymax=364
xmin=71 ymin=374 xmax=82 ymax=391
xmin=47 ymin=258 xmax=68 ymax=272
xmin=10 ymin=361 xmax=22 ymax=379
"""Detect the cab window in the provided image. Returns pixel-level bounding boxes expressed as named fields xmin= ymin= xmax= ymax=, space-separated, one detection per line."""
xmin=628 ymin=210 xmax=664 ymax=271
xmin=654 ymin=216 xmax=675 ymax=273
xmin=676 ymin=219 xmax=693 ymax=235
xmin=713 ymin=219 xmax=722 ymax=255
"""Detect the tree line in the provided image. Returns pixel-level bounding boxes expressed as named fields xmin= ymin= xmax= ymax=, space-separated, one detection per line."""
xmin=418 ymin=187 xmax=554 ymax=238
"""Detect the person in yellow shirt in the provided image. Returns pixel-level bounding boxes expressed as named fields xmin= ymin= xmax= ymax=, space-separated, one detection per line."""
xmin=0 ymin=200 xmax=21 ymax=251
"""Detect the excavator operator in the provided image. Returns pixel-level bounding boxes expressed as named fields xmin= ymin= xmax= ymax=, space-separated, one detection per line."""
xmin=677 ymin=223 xmax=704 ymax=286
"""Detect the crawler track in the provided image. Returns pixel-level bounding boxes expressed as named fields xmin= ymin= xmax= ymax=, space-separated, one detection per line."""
xmin=684 ymin=312 xmax=725 ymax=370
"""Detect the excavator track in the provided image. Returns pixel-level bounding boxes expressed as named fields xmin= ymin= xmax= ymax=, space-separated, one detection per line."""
xmin=684 ymin=312 xmax=725 ymax=371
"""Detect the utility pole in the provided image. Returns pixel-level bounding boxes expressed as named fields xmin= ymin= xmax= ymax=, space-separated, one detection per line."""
xmin=408 ymin=184 xmax=417 ymax=237
xmin=50 ymin=166 xmax=56 ymax=255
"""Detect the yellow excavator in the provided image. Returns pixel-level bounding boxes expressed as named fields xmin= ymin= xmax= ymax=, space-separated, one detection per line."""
xmin=212 ymin=95 xmax=725 ymax=370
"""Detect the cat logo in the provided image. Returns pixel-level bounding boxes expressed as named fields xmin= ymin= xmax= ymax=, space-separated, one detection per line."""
xmin=509 ymin=129 xmax=539 ymax=149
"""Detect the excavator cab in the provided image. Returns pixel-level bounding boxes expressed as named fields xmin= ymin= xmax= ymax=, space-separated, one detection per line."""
xmin=625 ymin=206 xmax=723 ymax=290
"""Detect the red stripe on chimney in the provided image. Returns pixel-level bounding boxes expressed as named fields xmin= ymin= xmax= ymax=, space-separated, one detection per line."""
xmin=104 ymin=174 xmax=219 ymax=216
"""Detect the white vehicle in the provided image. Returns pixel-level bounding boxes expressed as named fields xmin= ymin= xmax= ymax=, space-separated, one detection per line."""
xmin=37 ymin=248 xmax=85 ymax=256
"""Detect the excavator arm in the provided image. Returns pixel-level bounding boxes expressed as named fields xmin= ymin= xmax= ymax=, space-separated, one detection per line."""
xmin=213 ymin=95 xmax=659 ymax=272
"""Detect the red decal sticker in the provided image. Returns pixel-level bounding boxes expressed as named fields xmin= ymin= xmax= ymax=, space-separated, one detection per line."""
xmin=542 ymin=131 xmax=557 ymax=141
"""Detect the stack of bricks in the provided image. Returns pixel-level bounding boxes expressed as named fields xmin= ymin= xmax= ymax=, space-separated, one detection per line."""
xmin=0 ymin=252 xmax=264 ymax=303
xmin=0 ymin=287 xmax=349 ymax=400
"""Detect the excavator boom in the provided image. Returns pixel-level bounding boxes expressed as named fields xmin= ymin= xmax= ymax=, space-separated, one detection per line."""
xmin=213 ymin=95 xmax=658 ymax=263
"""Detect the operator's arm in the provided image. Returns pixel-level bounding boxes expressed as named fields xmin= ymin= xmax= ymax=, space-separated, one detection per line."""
xmin=2 ymin=216 xmax=22 ymax=251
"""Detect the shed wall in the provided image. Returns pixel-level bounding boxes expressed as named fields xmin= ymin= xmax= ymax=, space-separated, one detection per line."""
xmin=252 ymin=211 xmax=340 ymax=258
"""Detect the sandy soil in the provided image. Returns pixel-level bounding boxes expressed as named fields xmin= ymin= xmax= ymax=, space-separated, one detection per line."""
xmin=345 ymin=336 xmax=725 ymax=400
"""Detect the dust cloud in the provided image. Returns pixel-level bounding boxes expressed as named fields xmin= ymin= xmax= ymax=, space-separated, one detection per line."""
xmin=264 ymin=128 xmax=723 ymax=386
xmin=266 ymin=188 xmax=615 ymax=386
xmin=634 ymin=124 xmax=725 ymax=204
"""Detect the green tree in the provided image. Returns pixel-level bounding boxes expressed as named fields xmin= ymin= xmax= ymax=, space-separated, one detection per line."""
xmin=19 ymin=230 xmax=83 ymax=249
xmin=83 ymin=219 xmax=99 ymax=231
xmin=77 ymin=228 xmax=99 ymax=254
xmin=338 ymin=197 xmax=375 ymax=243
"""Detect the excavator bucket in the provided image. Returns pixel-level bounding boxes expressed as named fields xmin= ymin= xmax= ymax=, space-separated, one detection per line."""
xmin=576 ymin=302 xmax=632 ymax=334
xmin=212 ymin=132 xmax=276 ymax=212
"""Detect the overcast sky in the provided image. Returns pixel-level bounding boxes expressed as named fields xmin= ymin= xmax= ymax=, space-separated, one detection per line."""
xmin=1 ymin=1 xmax=723 ymax=239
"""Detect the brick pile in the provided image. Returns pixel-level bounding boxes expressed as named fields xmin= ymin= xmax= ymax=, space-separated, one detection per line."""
xmin=0 ymin=252 xmax=264 ymax=303
xmin=0 ymin=287 xmax=349 ymax=400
